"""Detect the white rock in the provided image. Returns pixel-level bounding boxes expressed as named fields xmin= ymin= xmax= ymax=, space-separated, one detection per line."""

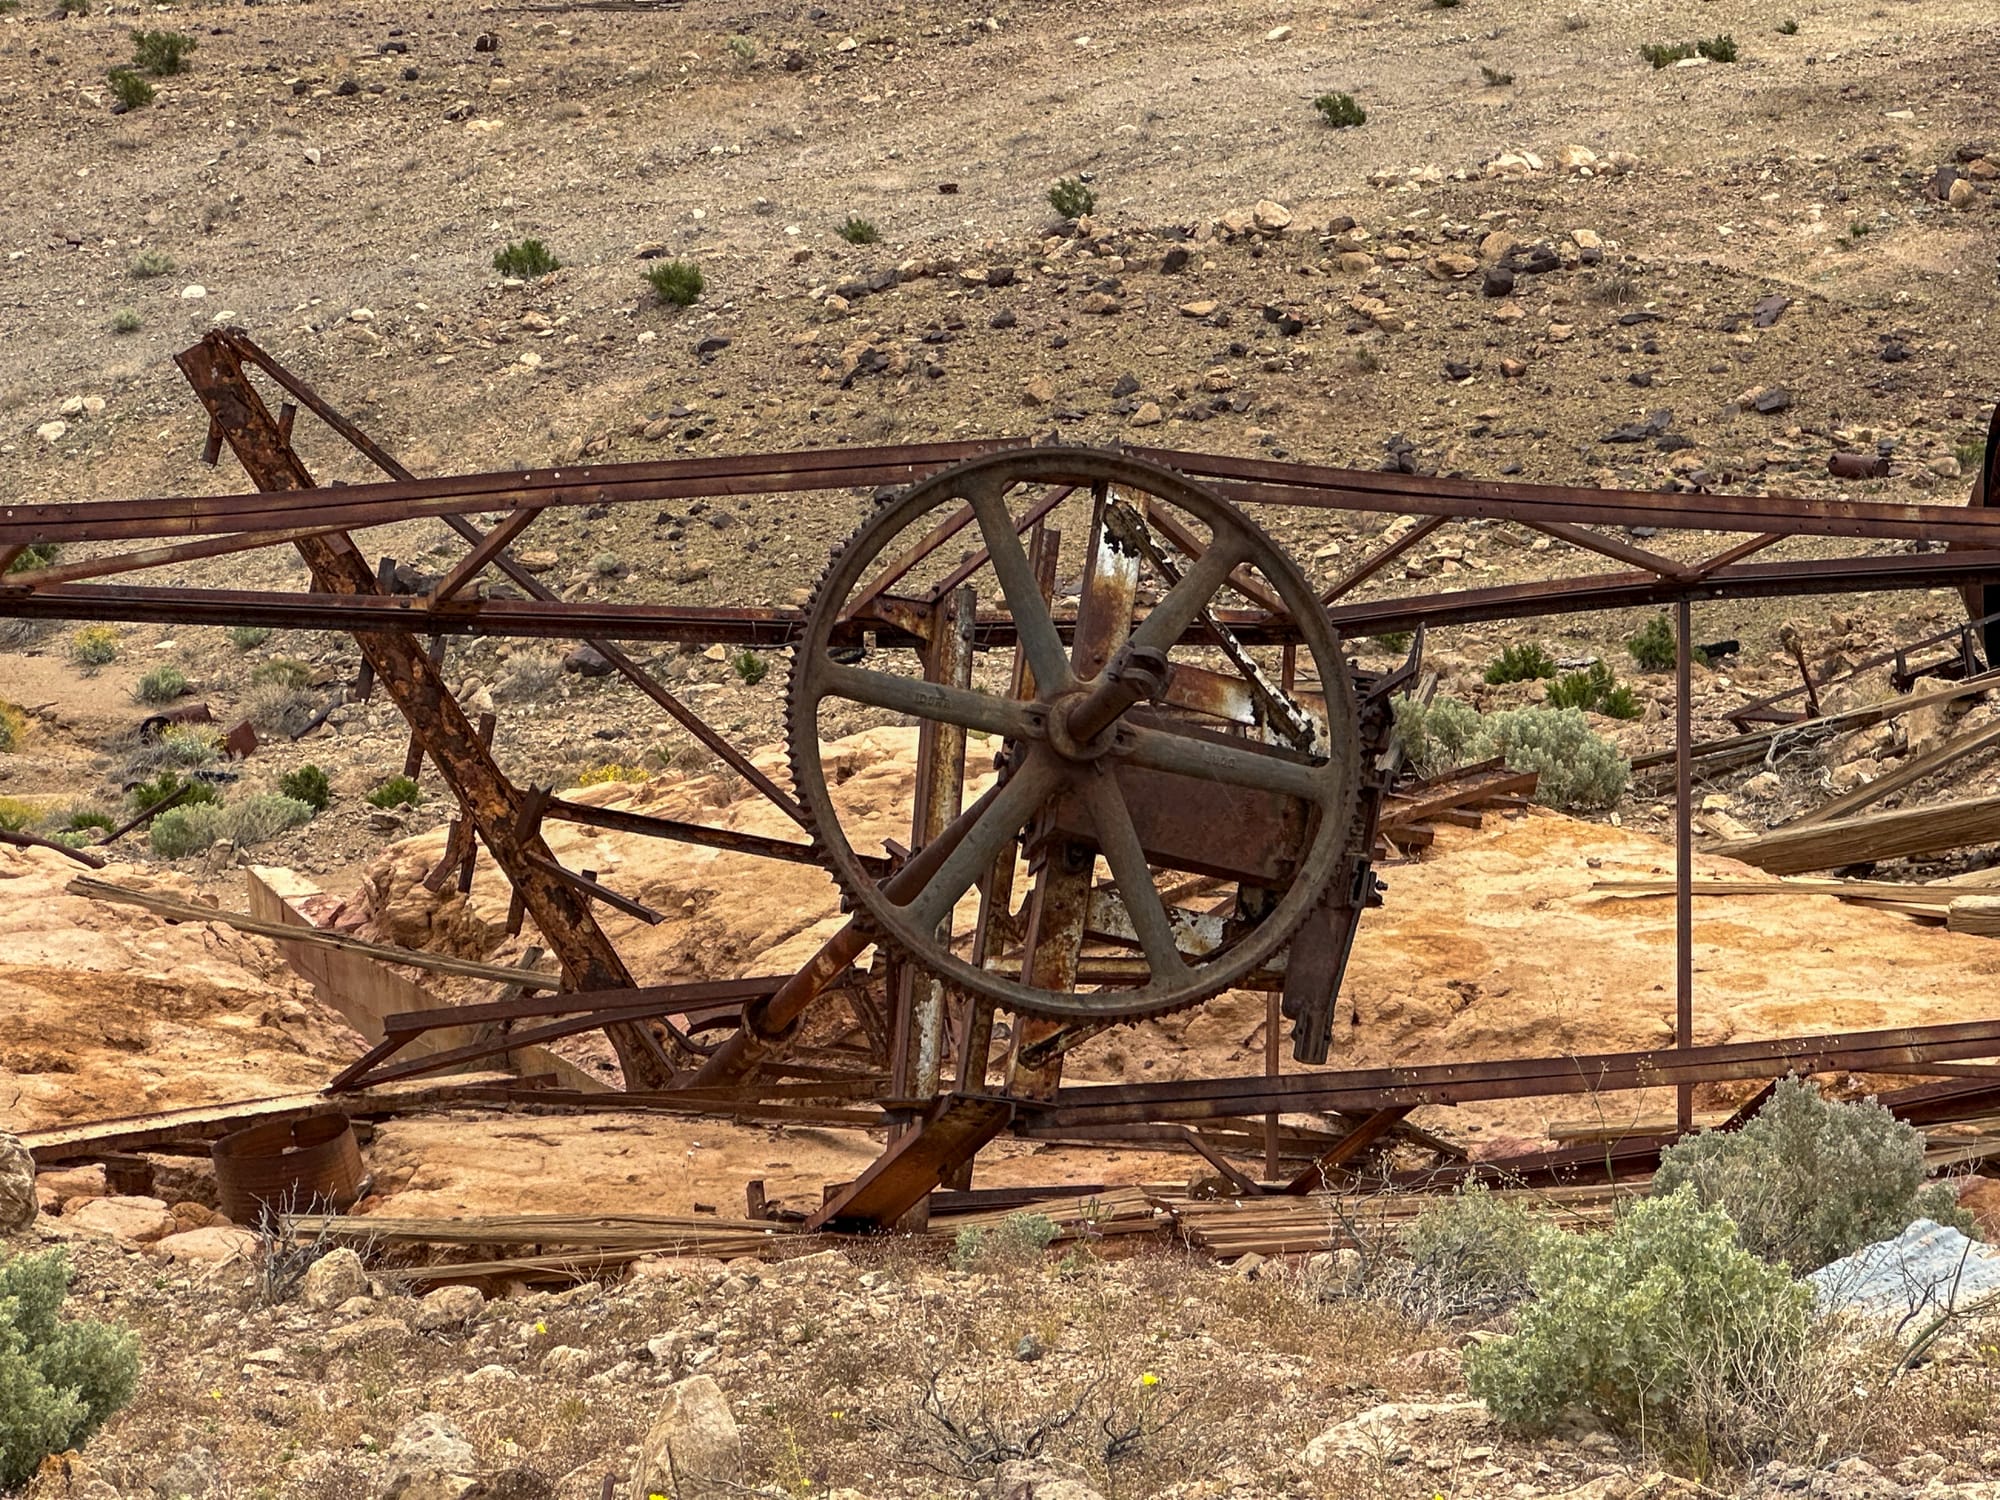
xmin=150 ymin=1226 xmax=259 ymax=1265
xmin=1302 ymin=1398 xmax=1487 ymax=1467
xmin=1265 ymin=25 xmax=1292 ymax=40
xmin=631 ymin=1375 xmax=742 ymax=1498
xmin=414 ymin=1283 xmax=485 ymax=1332
xmin=59 ymin=395 xmax=84 ymax=416
xmin=301 ymin=1246 xmax=368 ymax=1310
xmin=348 ymin=307 xmax=375 ymax=323
xmin=179 ymin=284 xmax=207 ymax=300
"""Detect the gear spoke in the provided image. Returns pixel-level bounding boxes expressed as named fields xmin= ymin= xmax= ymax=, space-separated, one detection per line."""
xmin=1118 ymin=721 xmax=1330 ymax=804
xmin=1124 ymin=528 xmax=1253 ymax=658
xmin=1081 ymin=771 xmax=1192 ymax=984
xmin=820 ymin=662 xmax=1043 ymax=741
xmin=901 ymin=752 xmax=1064 ymax=933
xmin=969 ymin=482 xmax=1073 ymax=695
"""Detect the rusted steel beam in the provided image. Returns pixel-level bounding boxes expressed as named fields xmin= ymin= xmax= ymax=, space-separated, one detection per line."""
xmin=1 ymin=524 xmax=350 ymax=588
xmin=1283 ymin=1105 xmax=1413 ymax=1192
xmin=1524 ymin=519 xmax=1693 ymax=582
xmin=921 ymin=484 xmax=1074 ymax=607
xmin=18 ymin=543 xmax=2000 ymax=643
xmin=0 ymin=828 xmax=108 ymax=869
xmin=174 ymin=333 xmax=675 ymax=1089
xmin=1034 ymin=1016 xmax=2000 ymax=1128
xmin=804 ymin=1094 xmax=1016 ymax=1231
xmin=537 ymin=795 xmax=887 ymax=874
xmin=1140 ymin=498 xmax=1286 ymax=615
xmin=687 ymin=777 xmax=1008 ymax=1087
xmin=431 ymin=507 xmax=545 ymax=602
xmin=523 ymin=854 xmax=665 ymax=925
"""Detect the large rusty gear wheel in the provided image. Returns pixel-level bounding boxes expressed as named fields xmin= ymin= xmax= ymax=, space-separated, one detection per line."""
xmin=787 ymin=448 xmax=1360 ymax=1022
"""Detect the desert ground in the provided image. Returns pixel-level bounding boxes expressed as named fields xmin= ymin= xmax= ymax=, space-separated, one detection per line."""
xmin=3 ymin=0 xmax=2000 ymax=1492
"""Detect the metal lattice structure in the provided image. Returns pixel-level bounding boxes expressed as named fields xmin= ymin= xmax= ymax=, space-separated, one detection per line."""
xmin=4 ymin=330 xmax=1999 ymax=1228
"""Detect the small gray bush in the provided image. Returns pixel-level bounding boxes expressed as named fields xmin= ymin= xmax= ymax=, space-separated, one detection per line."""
xmin=1394 ymin=698 xmax=1629 ymax=809
xmin=1653 ymin=1077 xmax=1974 ymax=1273
xmin=950 ymin=1212 xmax=1058 ymax=1271
xmin=1400 ymin=1184 xmax=1547 ymax=1317
xmin=1466 ymin=1188 xmax=1819 ymax=1467
xmin=244 ymin=682 xmax=318 ymax=737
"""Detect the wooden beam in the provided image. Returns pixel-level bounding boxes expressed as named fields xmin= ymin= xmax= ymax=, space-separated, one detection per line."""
xmin=1711 ymin=792 xmax=2000 ymax=875
xmin=1787 ymin=718 xmax=2000 ymax=830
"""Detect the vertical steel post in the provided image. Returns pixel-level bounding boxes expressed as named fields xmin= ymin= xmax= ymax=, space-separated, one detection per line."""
xmin=1676 ymin=598 xmax=1695 ymax=1133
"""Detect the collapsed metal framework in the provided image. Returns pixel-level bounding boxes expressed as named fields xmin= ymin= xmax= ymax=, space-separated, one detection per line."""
xmin=4 ymin=331 xmax=1999 ymax=1229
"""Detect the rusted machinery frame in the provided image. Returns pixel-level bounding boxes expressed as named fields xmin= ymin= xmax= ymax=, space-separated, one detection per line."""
xmin=173 ymin=336 xmax=676 ymax=1088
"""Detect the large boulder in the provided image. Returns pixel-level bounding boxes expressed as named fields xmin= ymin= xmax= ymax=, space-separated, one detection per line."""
xmin=382 ymin=1413 xmax=478 ymax=1500
xmin=65 ymin=1195 xmax=175 ymax=1244
xmin=630 ymin=1376 xmax=741 ymax=1499
xmin=0 ymin=1130 xmax=35 ymax=1234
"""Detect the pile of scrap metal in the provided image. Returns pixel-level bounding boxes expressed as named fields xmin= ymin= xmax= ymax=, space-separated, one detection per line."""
xmin=6 ymin=331 xmax=2000 ymax=1237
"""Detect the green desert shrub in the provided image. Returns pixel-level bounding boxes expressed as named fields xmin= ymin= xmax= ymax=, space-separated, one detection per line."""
xmin=149 ymin=803 xmax=222 ymax=857
xmin=1697 ymin=33 xmax=1738 ymax=61
xmin=644 ymin=259 xmax=704 ymax=306
xmin=1484 ymin=641 xmax=1558 ymax=685
xmin=1546 ymin=660 xmax=1641 ymax=720
xmin=492 ymin=239 xmax=560 ymax=278
xmin=278 ymin=764 xmax=331 ymax=812
xmin=1466 ymin=1188 xmax=1818 ymax=1469
xmin=228 ymin=625 xmax=273 ymax=652
xmin=838 ymin=215 xmax=880 ymax=245
xmin=730 ymin=649 xmax=768 ymax=686
xmin=1047 ymin=177 xmax=1095 ymax=220
xmin=1639 ymin=40 xmax=1696 ymax=68
xmin=70 ymin=626 xmax=121 ymax=668
xmin=0 ymin=1248 xmax=140 ymax=1488
xmin=128 ymin=249 xmax=174 ymax=279
xmin=950 ymin=1212 xmax=1058 ymax=1272
xmin=60 ymin=807 xmax=117 ymax=836
xmin=367 ymin=774 xmax=422 ymax=809
xmin=5 ymin=543 xmax=57 ymax=574
xmin=1400 ymin=1184 xmax=1547 ymax=1317
xmin=126 ymin=771 xmax=217 ymax=812
xmin=131 ymin=28 xmax=195 ymax=75
xmin=0 ymin=797 xmax=36 ymax=832
xmin=1652 ymin=1077 xmax=1974 ymax=1273
xmin=249 ymin=657 xmax=312 ymax=689
xmin=1394 ymin=698 xmax=1629 ymax=810
xmin=0 ymin=703 xmax=25 ymax=754
xmin=1313 ymin=91 xmax=1366 ymax=128
xmin=1626 ymin=613 xmax=1678 ymax=671
xmin=106 ymin=68 xmax=154 ymax=109
xmin=110 ymin=307 xmax=143 ymax=333
xmin=133 ymin=665 xmax=189 ymax=705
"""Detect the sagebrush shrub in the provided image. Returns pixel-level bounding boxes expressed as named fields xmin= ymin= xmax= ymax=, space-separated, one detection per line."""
xmin=1484 ymin=641 xmax=1558 ymax=684
xmin=149 ymin=803 xmax=222 ymax=857
xmin=245 ymin=683 xmax=317 ymax=737
xmin=224 ymin=794 xmax=315 ymax=844
xmin=950 ymin=1212 xmax=1057 ymax=1271
xmin=128 ymin=249 xmax=174 ymax=279
xmin=0 ymin=1249 xmax=139 ymax=1487
xmin=110 ymin=308 xmax=143 ymax=333
xmin=1481 ymin=706 xmax=1630 ymax=808
xmin=250 ymin=657 xmax=312 ymax=689
xmin=134 ymin=665 xmax=188 ymax=705
xmin=228 ymin=625 xmax=272 ymax=652
xmin=0 ymin=703 xmax=25 ymax=754
xmin=1396 ymin=698 xmax=1629 ymax=809
xmin=731 ymin=650 xmax=768 ymax=686
xmin=1466 ymin=1188 xmax=1814 ymax=1465
xmin=1400 ymin=1184 xmax=1547 ymax=1316
xmin=1652 ymin=1077 xmax=1974 ymax=1272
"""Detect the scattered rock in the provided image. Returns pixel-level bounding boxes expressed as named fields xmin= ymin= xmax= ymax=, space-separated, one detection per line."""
xmin=1302 ymin=1398 xmax=1487 ymax=1467
xmin=0 ymin=1131 xmax=34 ymax=1234
xmin=149 ymin=1226 xmax=258 ymax=1265
xmin=1160 ymin=245 xmax=1192 ymax=274
xmin=1481 ymin=266 xmax=1515 ymax=299
xmin=1021 ymin=374 xmax=1055 ymax=406
xmin=36 ymin=420 xmax=67 ymax=444
xmin=631 ymin=1375 xmax=742 ymax=1499
xmin=563 ymin=644 xmax=615 ymax=676
xmin=1079 ymin=291 xmax=1120 ymax=315
xmin=1947 ymin=177 xmax=1976 ymax=209
xmin=66 ymin=1195 xmax=175 ymax=1244
xmin=990 ymin=1462 xmax=1105 ymax=1500
xmin=1811 ymin=1219 xmax=2000 ymax=1318
xmin=1429 ymin=252 xmax=1478 ymax=280
xmin=1754 ymin=387 xmax=1794 ymax=415
xmin=414 ymin=1284 xmax=485 ymax=1331
xmin=1178 ymin=299 xmax=1217 ymax=318
xmin=383 ymin=1413 xmax=478 ymax=1500
xmin=302 ymin=1246 xmax=368 ymax=1310
xmin=1129 ymin=401 xmax=1163 ymax=427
